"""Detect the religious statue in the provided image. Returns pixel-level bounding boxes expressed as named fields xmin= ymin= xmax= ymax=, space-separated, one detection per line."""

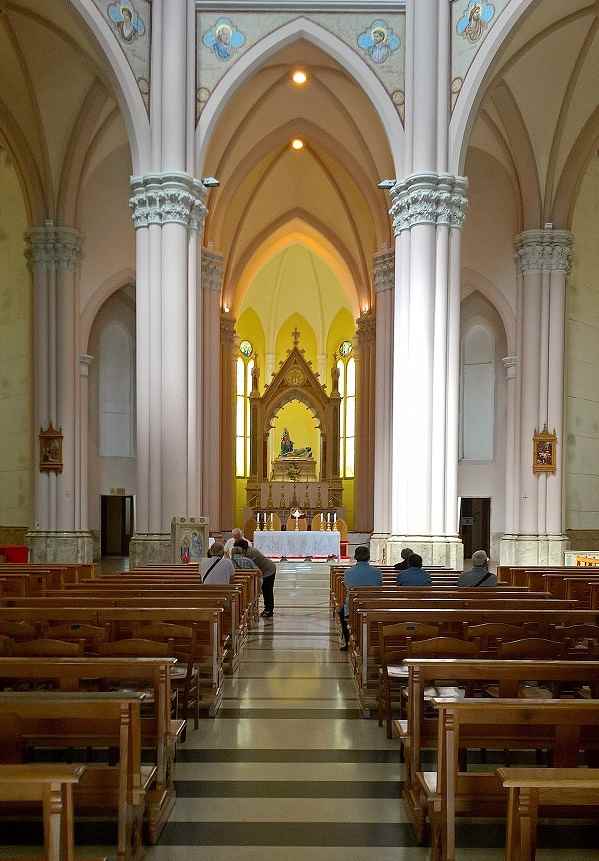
xmin=279 ymin=428 xmax=312 ymax=459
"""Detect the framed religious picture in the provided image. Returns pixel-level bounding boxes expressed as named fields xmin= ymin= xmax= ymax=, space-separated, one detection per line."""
xmin=533 ymin=428 xmax=557 ymax=475
xmin=171 ymin=516 xmax=209 ymax=564
xmin=39 ymin=423 xmax=63 ymax=474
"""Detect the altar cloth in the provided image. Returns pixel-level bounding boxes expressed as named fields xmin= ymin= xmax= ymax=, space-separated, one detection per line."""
xmin=253 ymin=530 xmax=340 ymax=558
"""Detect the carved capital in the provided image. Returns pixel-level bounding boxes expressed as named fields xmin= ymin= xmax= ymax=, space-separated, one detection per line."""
xmin=79 ymin=353 xmax=94 ymax=377
xmin=129 ymin=172 xmax=207 ymax=230
xmin=356 ymin=309 xmax=376 ymax=344
xmin=202 ymin=248 xmax=225 ymax=293
xmin=389 ymin=173 xmax=468 ymax=235
xmin=220 ymin=313 xmax=236 ymax=345
xmin=502 ymin=355 xmax=519 ymax=381
xmin=515 ymin=229 xmax=573 ymax=274
xmin=25 ymin=221 xmax=81 ymax=271
xmin=373 ymin=248 xmax=395 ymax=294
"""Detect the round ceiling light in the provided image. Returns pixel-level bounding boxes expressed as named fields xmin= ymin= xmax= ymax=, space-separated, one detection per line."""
xmin=291 ymin=138 xmax=304 ymax=151
xmin=291 ymin=69 xmax=308 ymax=85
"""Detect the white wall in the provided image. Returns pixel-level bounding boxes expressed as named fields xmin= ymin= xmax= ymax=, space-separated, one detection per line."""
xmin=87 ymin=287 xmax=137 ymax=534
xmin=458 ymin=291 xmax=508 ymax=560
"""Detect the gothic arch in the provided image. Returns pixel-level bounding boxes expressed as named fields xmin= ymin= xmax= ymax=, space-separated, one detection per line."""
xmin=196 ymin=17 xmax=404 ymax=173
xmin=81 ymin=268 xmax=136 ymax=352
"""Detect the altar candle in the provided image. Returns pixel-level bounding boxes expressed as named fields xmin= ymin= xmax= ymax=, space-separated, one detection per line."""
xmin=333 ymin=512 xmax=337 ymax=524
xmin=270 ymin=513 xmax=274 ymax=528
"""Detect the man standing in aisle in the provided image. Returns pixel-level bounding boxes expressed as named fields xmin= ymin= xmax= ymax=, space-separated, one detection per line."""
xmin=235 ymin=538 xmax=277 ymax=618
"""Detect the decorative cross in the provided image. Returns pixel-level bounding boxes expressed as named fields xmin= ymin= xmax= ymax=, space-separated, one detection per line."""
xmin=291 ymin=327 xmax=300 ymax=346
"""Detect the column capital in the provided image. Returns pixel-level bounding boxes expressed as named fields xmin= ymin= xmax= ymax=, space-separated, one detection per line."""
xmin=79 ymin=354 xmax=94 ymax=377
xmin=25 ymin=221 xmax=81 ymax=270
xmin=373 ymin=248 xmax=395 ymax=294
xmin=502 ymin=355 xmax=519 ymax=380
xmin=220 ymin=312 xmax=236 ymax=344
xmin=355 ymin=309 xmax=376 ymax=344
xmin=515 ymin=229 xmax=574 ymax=274
xmin=201 ymin=248 xmax=224 ymax=293
xmin=389 ymin=172 xmax=468 ymax=235
xmin=129 ymin=172 xmax=207 ymax=230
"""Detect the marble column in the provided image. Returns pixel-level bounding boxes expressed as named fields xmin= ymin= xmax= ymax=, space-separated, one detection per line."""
xmin=354 ymin=310 xmax=376 ymax=533
xmin=220 ymin=314 xmax=238 ymax=532
xmin=25 ymin=221 xmax=93 ymax=562
xmin=499 ymin=229 xmax=573 ymax=565
xmin=371 ymin=249 xmax=394 ymax=561
xmin=201 ymin=248 xmax=224 ymax=531
xmin=77 ymin=354 xmax=93 ymax=535
xmin=502 ymin=356 xmax=520 ymax=538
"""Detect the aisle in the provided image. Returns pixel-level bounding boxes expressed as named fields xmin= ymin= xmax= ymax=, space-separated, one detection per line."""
xmin=147 ymin=564 xmax=591 ymax=861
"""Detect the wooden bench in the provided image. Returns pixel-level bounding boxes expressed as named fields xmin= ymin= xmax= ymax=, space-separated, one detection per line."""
xmin=420 ymin=698 xmax=599 ymax=861
xmin=0 ymin=656 xmax=179 ymax=842
xmin=497 ymin=767 xmax=599 ymax=861
xmin=399 ymin=658 xmax=599 ymax=840
xmin=0 ymin=763 xmax=96 ymax=861
xmin=0 ymin=691 xmax=150 ymax=861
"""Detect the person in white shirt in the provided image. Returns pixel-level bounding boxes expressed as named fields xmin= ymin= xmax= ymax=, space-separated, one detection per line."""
xmin=224 ymin=528 xmax=252 ymax=557
xmin=199 ymin=543 xmax=235 ymax=584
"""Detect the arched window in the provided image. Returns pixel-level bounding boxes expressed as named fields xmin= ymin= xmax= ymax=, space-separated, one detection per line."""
xmin=461 ymin=324 xmax=495 ymax=461
xmin=337 ymin=340 xmax=356 ymax=478
xmin=236 ymin=341 xmax=254 ymax=478
xmin=99 ymin=321 xmax=135 ymax=458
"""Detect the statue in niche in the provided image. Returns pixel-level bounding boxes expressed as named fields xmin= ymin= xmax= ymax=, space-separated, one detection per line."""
xmin=280 ymin=428 xmax=312 ymax=460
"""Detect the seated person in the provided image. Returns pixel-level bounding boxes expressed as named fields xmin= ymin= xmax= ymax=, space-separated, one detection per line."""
xmin=199 ymin=542 xmax=234 ymax=584
xmin=457 ymin=549 xmax=497 ymax=587
xmin=394 ymin=547 xmax=414 ymax=571
xmin=397 ymin=553 xmax=432 ymax=586
xmin=224 ymin=527 xmax=252 ymax=557
xmin=230 ymin=545 xmax=259 ymax=571
xmin=339 ymin=546 xmax=382 ymax=651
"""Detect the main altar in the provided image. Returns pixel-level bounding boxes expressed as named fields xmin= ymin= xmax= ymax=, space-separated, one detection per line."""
xmin=245 ymin=331 xmax=344 ymax=519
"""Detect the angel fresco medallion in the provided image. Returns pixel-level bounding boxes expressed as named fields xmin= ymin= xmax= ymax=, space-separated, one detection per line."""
xmin=357 ymin=20 xmax=400 ymax=65
xmin=456 ymin=2 xmax=496 ymax=44
xmin=107 ymin=2 xmax=146 ymax=43
xmin=202 ymin=17 xmax=246 ymax=62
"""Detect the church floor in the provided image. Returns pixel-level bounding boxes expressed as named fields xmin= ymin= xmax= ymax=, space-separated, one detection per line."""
xmin=1 ymin=563 xmax=597 ymax=860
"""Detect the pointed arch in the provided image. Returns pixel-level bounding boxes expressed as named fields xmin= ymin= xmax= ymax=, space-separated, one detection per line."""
xmin=196 ymin=16 xmax=403 ymax=174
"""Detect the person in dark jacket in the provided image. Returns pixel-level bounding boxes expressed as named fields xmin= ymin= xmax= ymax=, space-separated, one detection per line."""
xmin=394 ymin=547 xmax=414 ymax=571
xmin=397 ymin=553 xmax=432 ymax=586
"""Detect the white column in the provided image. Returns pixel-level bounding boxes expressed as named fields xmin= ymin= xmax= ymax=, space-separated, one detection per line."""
xmin=372 ymin=249 xmax=394 ymax=553
xmin=220 ymin=314 xmax=237 ymax=532
xmin=78 ymin=354 xmax=93 ymax=532
xmin=354 ymin=310 xmax=376 ymax=532
xmin=201 ymin=249 xmax=224 ymax=530
xmin=500 ymin=229 xmax=572 ymax=564
xmin=502 ymin=356 xmax=519 ymax=536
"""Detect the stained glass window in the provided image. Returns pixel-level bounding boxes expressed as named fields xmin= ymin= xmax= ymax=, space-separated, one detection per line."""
xmin=235 ymin=347 xmax=254 ymax=477
xmin=337 ymin=345 xmax=356 ymax=478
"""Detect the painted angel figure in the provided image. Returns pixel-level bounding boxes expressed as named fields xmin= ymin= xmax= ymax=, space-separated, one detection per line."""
xmin=357 ymin=20 xmax=400 ymax=65
xmin=457 ymin=2 xmax=495 ymax=44
xmin=107 ymin=2 xmax=146 ymax=43
xmin=203 ymin=18 xmax=246 ymax=61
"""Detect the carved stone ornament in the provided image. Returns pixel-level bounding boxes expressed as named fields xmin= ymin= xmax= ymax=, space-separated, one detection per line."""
xmin=389 ymin=172 xmax=469 ymax=235
xmin=39 ymin=422 xmax=63 ymax=474
xmin=285 ymin=366 xmax=305 ymax=387
xmin=129 ymin=172 xmax=207 ymax=230
xmin=25 ymin=221 xmax=81 ymax=271
xmin=201 ymin=248 xmax=225 ymax=292
xmin=515 ymin=229 xmax=573 ymax=274
xmin=373 ymin=249 xmax=395 ymax=294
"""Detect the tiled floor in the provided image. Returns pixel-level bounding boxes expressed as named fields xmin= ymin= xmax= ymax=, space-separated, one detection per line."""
xmin=2 ymin=562 xmax=597 ymax=860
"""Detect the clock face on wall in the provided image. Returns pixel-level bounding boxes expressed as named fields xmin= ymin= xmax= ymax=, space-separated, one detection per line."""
xmin=239 ymin=340 xmax=253 ymax=358
xmin=339 ymin=340 xmax=352 ymax=357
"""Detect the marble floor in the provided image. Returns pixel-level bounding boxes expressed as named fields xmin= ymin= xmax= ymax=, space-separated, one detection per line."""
xmin=2 ymin=562 xmax=598 ymax=860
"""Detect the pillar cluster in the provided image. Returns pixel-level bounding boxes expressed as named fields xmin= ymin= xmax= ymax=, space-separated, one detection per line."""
xmin=354 ymin=309 xmax=376 ymax=533
xmin=500 ymin=229 xmax=573 ymax=565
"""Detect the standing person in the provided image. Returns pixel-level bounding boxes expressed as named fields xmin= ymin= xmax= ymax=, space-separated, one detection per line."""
xmin=224 ymin=527 xmax=252 ymax=557
xmin=457 ymin=550 xmax=497 ymax=587
xmin=235 ymin=539 xmax=277 ymax=618
xmin=339 ymin=546 xmax=382 ymax=651
xmin=199 ymin=543 xmax=235 ymax=584
xmin=396 ymin=553 xmax=432 ymax=586
xmin=394 ymin=547 xmax=414 ymax=572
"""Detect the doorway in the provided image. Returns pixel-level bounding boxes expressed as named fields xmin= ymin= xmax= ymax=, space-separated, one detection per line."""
xmin=459 ymin=497 xmax=491 ymax=559
xmin=101 ymin=495 xmax=134 ymax=556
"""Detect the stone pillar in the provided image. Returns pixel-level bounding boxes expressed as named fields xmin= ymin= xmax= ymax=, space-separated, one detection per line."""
xmin=201 ymin=248 xmax=224 ymax=531
xmin=354 ymin=310 xmax=376 ymax=533
xmin=77 ymin=354 xmax=93 ymax=533
xmin=128 ymin=174 xmax=207 ymax=564
xmin=502 ymin=356 xmax=519 ymax=537
xmin=220 ymin=314 xmax=238 ymax=532
xmin=371 ymin=249 xmax=394 ymax=561
xmin=500 ymin=229 xmax=573 ymax=565
xmin=317 ymin=353 xmax=327 ymax=387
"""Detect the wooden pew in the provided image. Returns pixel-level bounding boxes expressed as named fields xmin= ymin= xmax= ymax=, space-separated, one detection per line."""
xmin=420 ymin=698 xmax=599 ymax=861
xmin=0 ymin=764 xmax=94 ymax=861
xmin=497 ymin=767 xmax=599 ymax=861
xmin=0 ymin=691 xmax=149 ymax=861
xmin=399 ymin=658 xmax=599 ymax=841
xmin=0 ymin=657 xmax=179 ymax=842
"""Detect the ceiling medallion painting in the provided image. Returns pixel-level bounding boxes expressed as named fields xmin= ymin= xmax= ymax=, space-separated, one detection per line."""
xmin=202 ymin=17 xmax=247 ymax=61
xmin=107 ymin=2 xmax=146 ymax=43
xmin=357 ymin=19 xmax=401 ymax=65
xmin=456 ymin=2 xmax=495 ymax=44
xmin=99 ymin=0 xmax=151 ymax=113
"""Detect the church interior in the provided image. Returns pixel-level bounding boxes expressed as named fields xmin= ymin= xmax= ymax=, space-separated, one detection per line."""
xmin=2 ymin=0 xmax=599 ymax=858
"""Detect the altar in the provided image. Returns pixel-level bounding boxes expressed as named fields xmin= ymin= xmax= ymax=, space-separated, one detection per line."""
xmin=253 ymin=530 xmax=340 ymax=559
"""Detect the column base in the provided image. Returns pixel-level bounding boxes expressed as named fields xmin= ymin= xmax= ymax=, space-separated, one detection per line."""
xmin=499 ymin=534 xmax=570 ymax=566
xmin=26 ymin=530 xmax=94 ymax=564
xmin=129 ymin=533 xmax=172 ymax=567
xmin=384 ymin=535 xmax=464 ymax=570
xmin=370 ymin=533 xmax=390 ymax=563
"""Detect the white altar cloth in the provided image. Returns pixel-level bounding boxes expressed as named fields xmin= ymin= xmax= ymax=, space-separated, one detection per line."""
xmin=254 ymin=530 xmax=340 ymax=558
